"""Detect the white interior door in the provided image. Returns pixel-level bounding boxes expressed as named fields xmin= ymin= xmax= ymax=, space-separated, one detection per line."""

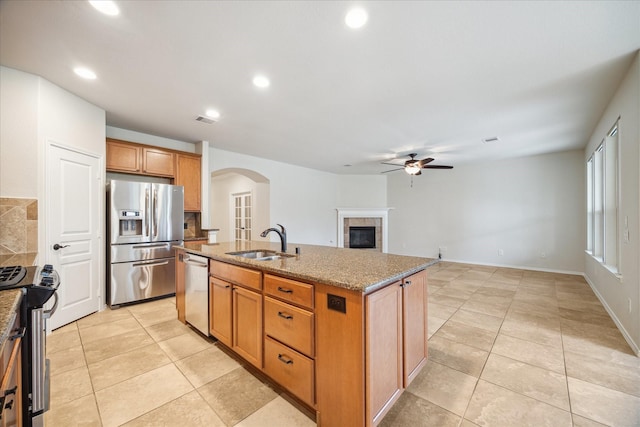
xmin=47 ymin=143 xmax=102 ymax=329
xmin=232 ymin=192 xmax=252 ymax=242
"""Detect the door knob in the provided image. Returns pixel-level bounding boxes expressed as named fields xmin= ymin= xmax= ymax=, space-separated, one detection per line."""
xmin=53 ymin=243 xmax=69 ymax=251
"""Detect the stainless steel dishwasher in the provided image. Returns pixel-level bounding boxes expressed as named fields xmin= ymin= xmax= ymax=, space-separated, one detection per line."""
xmin=184 ymin=253 xmax=209 ymax=335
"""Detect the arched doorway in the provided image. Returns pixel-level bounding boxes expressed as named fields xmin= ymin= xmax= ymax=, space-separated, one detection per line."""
xmin=210 ymin=168 xmax=270 ymax=243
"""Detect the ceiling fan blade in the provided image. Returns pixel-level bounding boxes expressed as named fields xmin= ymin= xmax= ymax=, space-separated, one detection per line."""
xmin=417 ymin=157 xmax=434 ymax=167
xmin=381 ymin=167 xmax=404 ymax=174
xmin=381 ymin=161 xmax=404 ymax=166
xmin=423 ymin=165 xmax=454 ymax=169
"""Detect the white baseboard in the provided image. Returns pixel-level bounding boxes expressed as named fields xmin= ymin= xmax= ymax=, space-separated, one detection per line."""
xmin=440 ymin=257 xmax=584 ymax=276
xmin=582 ymin=274 xmax=640 ymax=357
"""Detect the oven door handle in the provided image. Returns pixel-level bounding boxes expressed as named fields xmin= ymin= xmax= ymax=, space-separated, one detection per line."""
xmin=43 ymin=291 xmax=59 ymax=320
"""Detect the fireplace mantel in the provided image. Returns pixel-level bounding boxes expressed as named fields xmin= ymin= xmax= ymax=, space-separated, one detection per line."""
xmin=336 ymin=208 xmax=393 ymax=253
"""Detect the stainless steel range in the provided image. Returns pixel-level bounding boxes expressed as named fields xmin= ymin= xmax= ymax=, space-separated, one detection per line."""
xmin=0 ymin=264 xmax=59 ymax=427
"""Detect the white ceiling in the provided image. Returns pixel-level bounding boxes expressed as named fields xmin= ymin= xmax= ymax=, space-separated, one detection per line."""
xmin=1 ymin=1 xmax=639 ymax=174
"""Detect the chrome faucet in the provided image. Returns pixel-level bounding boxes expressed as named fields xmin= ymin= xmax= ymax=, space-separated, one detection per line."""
xmin=260 ymin=224 xmax=287 ymax=253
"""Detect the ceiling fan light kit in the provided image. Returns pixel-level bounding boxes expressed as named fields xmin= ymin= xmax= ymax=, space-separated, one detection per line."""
xmin=381 ymin=153 xmax=453 ymax=176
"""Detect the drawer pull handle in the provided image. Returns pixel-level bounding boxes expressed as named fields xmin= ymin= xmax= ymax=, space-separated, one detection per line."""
xmin=277 ymin=287 xmax=293 ymax=294
xmin=278 ymin=354 xmax=294 ymax=365
xmin=277 ymin=311 xmax=293 ymax=320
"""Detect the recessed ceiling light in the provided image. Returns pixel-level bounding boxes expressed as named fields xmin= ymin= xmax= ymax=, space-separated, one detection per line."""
xmin=74 ymin=67 xmax=97 ymax=80
xmin=345 ymin=7 xmax=368 ymax=29
xmin=205 ymin=109 xmax=220 ymax=119
xmin=88 ymin=0 xmax=119 ymax=16
xmin=252 ymin=75 xmax=270 ymax=89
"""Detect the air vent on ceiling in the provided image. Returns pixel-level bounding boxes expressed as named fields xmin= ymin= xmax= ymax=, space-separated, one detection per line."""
xmin=482 ymin=136 xmax=499 ymax=143
xmin=196 ymin=115 xmax=216 ymax=124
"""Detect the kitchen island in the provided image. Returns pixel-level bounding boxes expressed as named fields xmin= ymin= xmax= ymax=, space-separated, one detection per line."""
xmin=176 ymin=241 xmax=437 ymax=427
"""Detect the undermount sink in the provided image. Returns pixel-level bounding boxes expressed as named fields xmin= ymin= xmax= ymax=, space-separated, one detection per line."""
xmin=226 ymin=250 xmax=295 ymax=261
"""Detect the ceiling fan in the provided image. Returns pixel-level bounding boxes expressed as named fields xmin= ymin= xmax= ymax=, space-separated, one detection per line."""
xmin=381 ymin=153 xmax=454 ymax=175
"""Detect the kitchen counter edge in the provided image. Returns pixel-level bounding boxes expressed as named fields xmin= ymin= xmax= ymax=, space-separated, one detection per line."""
xmin=177 ymin=241 xmax=438 ymax=293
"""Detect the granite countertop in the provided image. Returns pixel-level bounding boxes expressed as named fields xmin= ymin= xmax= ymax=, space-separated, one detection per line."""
xmin=183 ymin=237 xmax=209 ymax=242
xmin=179 ymin=241 xmax=437 ymax=293
xmin=0 ymin=289 xmax=23 ymax=350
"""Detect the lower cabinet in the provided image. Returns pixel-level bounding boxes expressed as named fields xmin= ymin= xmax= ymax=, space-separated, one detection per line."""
xmin=264 ymin=336 xmax=314 ymax=405
xmin=209 ymin=260 xmax=263 ymax=369
xmin=1 ymin=302 xmax=23 ymax=427
xmin=366 ymin=281 xmax=403 ymax=426
xmin=184 ymin=255 xmax=429 ymax=427
xmin=232 ymin=285 xmax=262 ymax=369
xmin=316 ymin=268 xmax=428 ymax=427
xmin=365 ymin=269 xmax=428 ymax=425
xmin=209 ymin=277 xmax=232 ymax=347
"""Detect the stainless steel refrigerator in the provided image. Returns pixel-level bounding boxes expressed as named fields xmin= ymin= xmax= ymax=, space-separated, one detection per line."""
xmin=107 ymin=180 xmax=184 ymax=307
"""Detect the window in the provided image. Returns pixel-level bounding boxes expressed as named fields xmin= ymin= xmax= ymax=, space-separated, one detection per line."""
xmin=586 ymin=120 xmax=619 ymax=273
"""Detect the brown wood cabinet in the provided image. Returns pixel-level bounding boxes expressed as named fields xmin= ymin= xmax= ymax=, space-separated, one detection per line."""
xmin=209 ymin=260 xmax=263 ymax=369
xmin=106 ymin=139 xmax=202 ymax=210
xmin=402 ymin=270 xmax=428 ymax=386
xmin=209 ymin=276 xmax=232 ymax=347
xmin=142 ymin=147 xmax=174 ymax=177
xmin=264 ymin=336 xmax=314 ymax=405
xmin=232 ymin=285 xmax=262 ymax=368
xmin=366 ymin=281 xmax=403 ymax=425
xmin=107 ymin=138 xmax=175 ymax=177
xmin=176 ymin=154 xmax=201 ymax=211
xmin=263 ymin=274 xmax=316 ymax=407
xmin=178 ymin=254 xmax=429 ymax=427
xmin=0 ymin=303 xmax=23 ymax=427
xmin=106 ymin=139 xmax=142 ymax=173
xmin=175 ymin=249 xmax=186 ymax=322
xmin=316 ymin=269 xmax=428 ymax=427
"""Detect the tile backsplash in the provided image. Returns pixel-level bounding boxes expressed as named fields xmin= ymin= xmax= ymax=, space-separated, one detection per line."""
xmin=184 ymin=211 xmax=203 ymax=238
xmin=0 ymin=198 xmax=38 ymax=254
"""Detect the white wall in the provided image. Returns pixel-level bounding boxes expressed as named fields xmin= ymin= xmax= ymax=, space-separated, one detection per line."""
xmin=0 ymin=66 xmax=39 ymax=197
xmin=336 ymin=175 xmax=388 ymax=208
xmin=387 ymin=150 xmax=585 ymax=273
xmin=209 ymin=148 xmax=339 ymax=246
xmin=584 ymin=53 xmax=639 ymax=354
xmin=211 ymin=172 xmax=270 ymax=243
xmin=106 ymin=126 xmax=196 ymax=153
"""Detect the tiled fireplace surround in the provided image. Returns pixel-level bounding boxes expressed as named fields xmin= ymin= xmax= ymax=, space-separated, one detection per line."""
xmin=343 ymin=217 xmax=383 ymax=252
xmin=337 ymin=208 xmax=390 ymax=253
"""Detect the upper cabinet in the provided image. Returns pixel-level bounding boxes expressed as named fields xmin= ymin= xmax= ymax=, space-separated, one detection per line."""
xmin=176 ymin=153 xmax=201 ymax=211
xmin=106 ymin=139 xmax=142 ymax=173
xmin=142 ymin=147 xmax=174 ymax=177
xmin=106 ymin=138 xmax=201 ymax=211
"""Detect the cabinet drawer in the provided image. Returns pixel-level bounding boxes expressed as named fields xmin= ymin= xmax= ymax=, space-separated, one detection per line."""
xmin=210 ymin=260 xmax=262 ymax=291
xmin=264 ymin=296 xmax=314 ymax=357
xmin=264 ymin=274 xmax=313 ymax=309
xmin=264 ymin=336 xmax=314 ymax=406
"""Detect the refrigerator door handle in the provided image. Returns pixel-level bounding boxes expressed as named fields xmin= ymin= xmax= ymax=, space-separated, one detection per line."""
xmin=132 ymin=243 xmax=170 ymax=250
xmin=145 ymin=188 xmax=150 ymax=237
xmin=153 ymin=189 xmax=158 ymax=238
xmin=132 ymin=259 xmax=170 ymax=268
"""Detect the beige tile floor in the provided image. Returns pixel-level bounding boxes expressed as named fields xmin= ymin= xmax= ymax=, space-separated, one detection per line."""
xmin=46 ymin=262 xmax=640 ymax=426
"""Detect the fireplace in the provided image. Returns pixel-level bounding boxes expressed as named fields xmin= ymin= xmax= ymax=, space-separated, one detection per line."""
xmin=349 ymin=226 xmax=376 ymax=249
xmin=336 ymin=208 xmax=392 ymax=253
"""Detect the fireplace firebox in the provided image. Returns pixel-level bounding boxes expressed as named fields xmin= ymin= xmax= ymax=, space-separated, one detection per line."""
xmin=349 ymin=226 xmax=376 ymax=249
